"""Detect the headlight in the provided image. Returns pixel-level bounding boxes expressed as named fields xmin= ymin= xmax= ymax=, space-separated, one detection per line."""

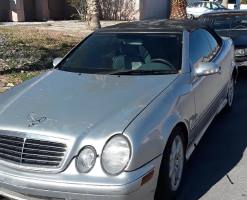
xmin=235 ymin=48 xmax=247 ymax=57
xmin=76 ymin=146 xmax=97 ymax=173
xmin=101 ymin=135 xmax=131 ymax=175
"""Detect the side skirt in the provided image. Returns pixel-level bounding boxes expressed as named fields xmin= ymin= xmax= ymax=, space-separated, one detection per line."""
xmin=185 ymin=97 xmax=227 ymax=160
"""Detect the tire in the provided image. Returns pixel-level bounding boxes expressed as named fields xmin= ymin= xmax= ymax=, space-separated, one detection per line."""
xmin=225 ymin=76 xmax=235 ymax=110
xmin=155 ymin=126 xmax=186 ymax=200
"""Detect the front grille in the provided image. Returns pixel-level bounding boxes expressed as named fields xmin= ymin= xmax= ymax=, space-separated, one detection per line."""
xmin=0 ymin=133 xmax=67 ymax=168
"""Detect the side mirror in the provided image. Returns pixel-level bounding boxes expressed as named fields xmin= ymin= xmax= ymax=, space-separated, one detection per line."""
xmin=53 ymin=57 xmax=63 ymax=67
xmin=195 ymin=62 xmax=221 ymax=77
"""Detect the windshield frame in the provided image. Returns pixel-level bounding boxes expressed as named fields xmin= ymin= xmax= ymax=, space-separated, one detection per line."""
xmin=56 ymin=32 xmax=184 ymax=75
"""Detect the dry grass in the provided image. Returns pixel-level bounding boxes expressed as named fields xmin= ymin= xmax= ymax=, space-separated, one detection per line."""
xmin=0 ymin=26 xmax=84 ymax=91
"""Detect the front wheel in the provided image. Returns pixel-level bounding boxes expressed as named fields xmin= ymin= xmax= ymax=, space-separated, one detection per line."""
xmin=155 ymin=127 xmax=186 ymax=200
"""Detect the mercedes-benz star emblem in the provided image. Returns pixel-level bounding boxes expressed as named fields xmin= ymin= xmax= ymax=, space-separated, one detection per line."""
xmin=27 ymin=112 xmax=47 ymax=127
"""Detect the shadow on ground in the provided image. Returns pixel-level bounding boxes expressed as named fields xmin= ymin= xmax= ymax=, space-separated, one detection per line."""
xmin=178 ymin=70 xmax=247 ymax=200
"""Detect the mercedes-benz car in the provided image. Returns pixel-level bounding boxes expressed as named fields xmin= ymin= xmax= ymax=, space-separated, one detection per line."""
xmin=198 ymin=10 xmax=247 ymax=67
xmin=0 ymin=20 xmax=237 ymax=200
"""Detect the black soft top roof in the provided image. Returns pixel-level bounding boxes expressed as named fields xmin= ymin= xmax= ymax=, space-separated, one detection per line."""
xmin=97 ymin=19 xmax=209 ymax=33
xmin=96 ymin=19 xmax=222 ymax=45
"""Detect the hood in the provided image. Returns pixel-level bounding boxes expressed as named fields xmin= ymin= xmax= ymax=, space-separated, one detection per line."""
xmin=0 ymin=70 xmax=178 ymax=142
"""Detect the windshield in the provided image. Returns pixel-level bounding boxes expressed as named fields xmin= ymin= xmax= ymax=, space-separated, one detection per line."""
xmin=202 ymin=14 xmax=247 ymax=30
xmin=58 ymin=33 xmax=182 ymax=75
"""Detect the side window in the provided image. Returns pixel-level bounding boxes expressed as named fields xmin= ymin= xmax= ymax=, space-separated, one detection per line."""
xmin=199 ymin=3 xmax=203 ymax=7
xmin=189 ymin=29 xmax=211 ymax=65
xmin=212 ymin=3 xmax=218 ymax=9
xmin=205 ymin=30 xmax=220 ymax=57
xmin=204 ymin=2 xmax=211 ymax=9
xmin=189 ymin=29 xmax=219 ymax=65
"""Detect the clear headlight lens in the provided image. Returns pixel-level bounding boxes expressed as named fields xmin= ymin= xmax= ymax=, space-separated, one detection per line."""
xmin=76 ymin=146 xmax=97 ymax=173
xmin=101 ymin=135 xmax=131 ymax=176
xmin=235 ymin=48 xmax=247 ymax=57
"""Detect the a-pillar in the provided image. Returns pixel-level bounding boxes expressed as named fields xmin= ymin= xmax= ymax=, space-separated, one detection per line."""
xmin=35 ymin=0 xmax=49 ymax=21
xmin=9 ymin=0 xmax=25 ymax=22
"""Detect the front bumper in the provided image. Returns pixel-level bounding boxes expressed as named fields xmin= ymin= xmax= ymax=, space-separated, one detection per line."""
xmin=0 ymin=156 xmax=162 ymax=200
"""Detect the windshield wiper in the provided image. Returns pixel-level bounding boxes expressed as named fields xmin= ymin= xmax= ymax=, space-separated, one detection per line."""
xmin=109 ymin=69 xmax=178 ymax=75
xmin=59 ymin=67 xmax=114 ymax=74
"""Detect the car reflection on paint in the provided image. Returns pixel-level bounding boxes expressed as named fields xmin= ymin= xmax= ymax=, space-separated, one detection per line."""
xmin=199 ymin=10 xmax=247 ymax=67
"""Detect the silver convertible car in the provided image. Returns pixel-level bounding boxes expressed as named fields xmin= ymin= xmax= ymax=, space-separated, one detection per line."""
xmin=0 ymin=20 xmax=237 ymax=200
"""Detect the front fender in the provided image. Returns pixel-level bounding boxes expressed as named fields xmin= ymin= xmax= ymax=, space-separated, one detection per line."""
xmin=123 ymin=74 xmax=194 ymax=172
xmin=124 ymin=112 xmax=189 ymax=172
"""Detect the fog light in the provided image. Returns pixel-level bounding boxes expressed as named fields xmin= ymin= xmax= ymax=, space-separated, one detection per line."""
xmin=76 ymin=146 xmax=97 ymax=173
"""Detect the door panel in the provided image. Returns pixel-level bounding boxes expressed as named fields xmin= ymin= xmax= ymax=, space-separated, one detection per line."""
xmin=189 ymin=29 xmax=225 ymax=139
xmin=191 ymin=72 xmax=221 ymax=134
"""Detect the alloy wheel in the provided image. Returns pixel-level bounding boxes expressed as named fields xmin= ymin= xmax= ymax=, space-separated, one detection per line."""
xmin=169 ymin=135 xmax=184 ymax=192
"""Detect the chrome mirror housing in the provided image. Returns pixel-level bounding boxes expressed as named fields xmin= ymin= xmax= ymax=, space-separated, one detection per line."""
xmin=53 ymin=57 xmax=63 ymax=67
xmin=195 ymin=62 xmax=221 ymax=77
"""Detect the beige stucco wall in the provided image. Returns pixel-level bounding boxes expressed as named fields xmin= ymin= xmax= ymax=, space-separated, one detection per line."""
xmin=0 ymin=0 xmax=10 ymax=21
xmin=23 ymin=0 xmax=36 ymax=20
xmin=48 ymin=0 xmax=66 ymax=20
xmin=2 ymin=0 xmax=169 ymax=22
xmin=134 ymin=0 xmax=140 ymax=20
xmin=9 ymin=0 xmax=25 ymax=22
xmin=140 ymin=0 xmax=169 ymax=19
xmin=35 ymin=0 xmax=49 ymax=21
xmin=8 ymin=0 xmax=66 ymax=22
xmin=133 ymin=0 xmax=170 ymax=20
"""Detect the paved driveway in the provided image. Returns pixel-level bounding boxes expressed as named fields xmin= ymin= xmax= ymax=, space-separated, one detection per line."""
xmin=178 ymin=70 xmax=247 ymax=200
xmin=0 ymin=71 xmax=247 ymax=200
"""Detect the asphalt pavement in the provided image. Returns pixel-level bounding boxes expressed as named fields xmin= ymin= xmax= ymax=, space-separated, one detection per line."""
xmin=178 ymin=69 xmax=247 ymax=200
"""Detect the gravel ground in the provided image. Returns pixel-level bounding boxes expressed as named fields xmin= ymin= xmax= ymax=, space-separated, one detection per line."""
xmin=0 ymin=20 xmax=124 ymax=35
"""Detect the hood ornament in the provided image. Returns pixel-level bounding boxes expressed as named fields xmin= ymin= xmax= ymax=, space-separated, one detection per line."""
xmin=27 ymin=112 xmax=47 ymax=127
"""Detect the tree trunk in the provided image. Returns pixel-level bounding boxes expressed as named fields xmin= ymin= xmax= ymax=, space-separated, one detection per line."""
xmin=222 ymin=0 xmax=229 ymax=8
xmin=169 ymin=0 xmax=187 ymax=20
xmin=87 ymin=0 xmax=101 ymax=30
